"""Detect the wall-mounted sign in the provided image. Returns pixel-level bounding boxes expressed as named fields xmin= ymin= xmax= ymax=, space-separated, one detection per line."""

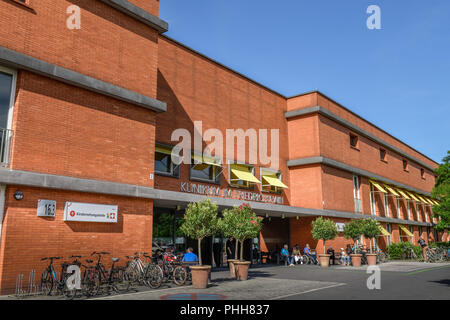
xmin=336 ymin=223 xmax=345 ymax=232
xmin=64 ymin=202 xmax=118 ymax=223
xmin=37 ymin=200 xmax=56 ymax=217
xmin=180 ymin=182 xmax=284 ymax=205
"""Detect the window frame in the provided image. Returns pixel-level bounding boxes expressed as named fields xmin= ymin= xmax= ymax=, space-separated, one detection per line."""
xmin=0 ymin=65 xmax=17 ymax=131
xmin=349 ymin=133 xmax=359 ymax=149
xmin=154 ymin=143 xmax=180 ymax=178
xmin=228 ymin=161 xmax=256 ymax=189
xmin=402 ymin=159 xmax=409 ymax=172
xmin=260 ymin=167 xmax=283 ymax=194
xmin=384 ymin=193 xmax=389 ymax=218
xmin=396 ymin=198 xmax=401 ymax=219
xmin=379 ymin=148 xmax=387 ymax=162
xmin=189 ymin=154 xmax=221 ymax=185
xmin=420 ymin=168 xmax=425 ymax=179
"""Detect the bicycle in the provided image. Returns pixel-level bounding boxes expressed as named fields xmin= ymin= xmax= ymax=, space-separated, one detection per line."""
xmin=40 ymin=256 xmax=75 ymax=299
xmin=158 ymin=256 xmax=187 ymax=286
xmin=90 ymin=252 xmax=131 ymax=296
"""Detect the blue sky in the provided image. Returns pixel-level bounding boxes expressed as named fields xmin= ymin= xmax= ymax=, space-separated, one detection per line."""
xmin=160 ymin=0 xmax=450 ymax=164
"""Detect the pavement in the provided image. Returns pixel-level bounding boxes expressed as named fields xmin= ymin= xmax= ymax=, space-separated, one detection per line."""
xmin=2 ymin=261 xmax=449 ymax=300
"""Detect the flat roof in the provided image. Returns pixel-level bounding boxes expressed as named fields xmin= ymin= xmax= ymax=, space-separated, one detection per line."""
xmin=160 ymin=35 xmax=439 ymax=167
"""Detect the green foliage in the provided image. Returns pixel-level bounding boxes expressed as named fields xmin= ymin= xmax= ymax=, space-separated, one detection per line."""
xmin=311 ymin=217 xmax=338 ymax=254
xmin=179 ymin=199 xmax=220 ymax=265
xmin=386 ymin=242 xmax=421 ymax=260
xmin=361 ymin=218 xmax=381 ymax=240
xmin=429 ymin=241 xmax=450 ymax=249
xmin=343 ymin=219 xmax=364 ymax=242
xmin=431 ymin=151 xmax=450 ymax=231
xmin=220 ymin=203 xmax=263 ymax=261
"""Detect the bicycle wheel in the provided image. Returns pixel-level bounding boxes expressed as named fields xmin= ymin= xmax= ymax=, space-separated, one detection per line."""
xmin=144 ymin=264 xmax=163 ymax=289
xmin=40 ymin=270 xmax=54 ymax=296
xmin=173 ymin=266 xmax=187 ymax=286
xmin=91 ymin=271 xmax=102 ymax=296
xmin=81 ymin=269 xmax=97 ymax=297
xmin=113 ymin=268 xmax=131 ymax=293
xmin=302 ymin=256 xmax=309 ymax=265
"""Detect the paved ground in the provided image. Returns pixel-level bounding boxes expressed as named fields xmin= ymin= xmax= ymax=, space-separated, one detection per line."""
xmin=3 ymin=261 xmax=450 ymax=300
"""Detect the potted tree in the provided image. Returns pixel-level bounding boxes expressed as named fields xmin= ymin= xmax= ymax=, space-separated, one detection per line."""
xmin=362 ymin=218 xmax=382 ymax=266
xmin=343 ymin=219 xmax=364 ymax=267
xmin=221 ymin=208 xmax=240 ymax=278
xmin=180 ymin=199 xmax=220 ymax=288
xmin=222 ymin=203 xmax=263 ymax=280
xmin=311 ymin=217 xmax=338 ymax=267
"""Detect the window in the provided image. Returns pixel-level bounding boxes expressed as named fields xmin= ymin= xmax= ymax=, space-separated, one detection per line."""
xmin=420 ymin=168 xmax=425 ymax=179
xmin=409 ymin=226 xmax=414 ymax=244
xmin=403 ymin=159 xmax=409 ymax=171
xmin=353 ymin=175 xmax=362 ymax=213
xmin=229 ymin=163 xmax=260 ymax=189
xmin=369 ymin=184 xmax=376 ymax=215
xmin=154 ymin=144 xmax=179 ymax=177
xmin=261 ymin=169 xmax=287 ymax=193
xmin=190 ymin=154 xmax=221 ymax=184
xmin=384 ymin=193 xmax=389 ymax=217
xmin=349 ymin=133 xmax=359 ymax=149
xmin=407 ymin=201 xmax=411 ymax=220
xmin=0 ymin=67 xmax=16 ymax=166
xmin=380 ymin=148 xmax=387 ymax=162
xmin=396 ymin=198 xmax=401 ymax=219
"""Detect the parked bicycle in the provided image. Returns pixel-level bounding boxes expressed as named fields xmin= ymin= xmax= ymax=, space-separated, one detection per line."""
xmin=40 ymin=256 xmax=75 ymax=299
xmin=90 ymin=252 xmax=131 ymax=296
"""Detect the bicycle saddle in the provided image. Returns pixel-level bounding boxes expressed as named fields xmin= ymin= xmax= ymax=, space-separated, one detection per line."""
xmin=112 ymin=258 xmax=120 ymax=262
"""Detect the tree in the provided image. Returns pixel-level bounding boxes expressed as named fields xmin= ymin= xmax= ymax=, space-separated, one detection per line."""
xmin=431 ymin=150 xmax=450 ymax=232
xmin=221 ymin=203 xmax=263 ymax=261
xmin=343 ymin=219 xmax=364 ymax=249
xmin=311 ymin=217 xmax=338 ymax=254
xmin=361 ymin=218 xmax=381 ymax=253
xmin=179 ymin=199 xmax=220 ymax=265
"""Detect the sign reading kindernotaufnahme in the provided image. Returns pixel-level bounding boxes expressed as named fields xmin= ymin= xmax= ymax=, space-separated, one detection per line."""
xmin=64 ymin=202 xmax=118 ymax=223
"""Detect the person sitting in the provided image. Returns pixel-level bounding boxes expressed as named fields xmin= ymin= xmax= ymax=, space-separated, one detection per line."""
xmin=292 ymin=244 xmax=303 ymax=265
xmin=304 ymin=244 xmax=318 ymax=264
xmin=281 ymin=244 xmax=294 ymax=266
xmin=182 ymin=247 xmax=199 ymax=263
xmin=340 ymin=248 xmax=350 ymax=266
xmin=163 ymin=247 xmax=177 ymax=262
xmin=327 ymin=246 xmax=336 ymax=265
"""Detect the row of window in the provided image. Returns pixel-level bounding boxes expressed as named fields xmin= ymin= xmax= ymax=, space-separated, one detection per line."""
xmin=154 ymin=144 xmax=287 ymax=193
xmin=349 ymin=133 xmax=427 ymax=179
xmin=353 ymin=175 xmax=435 ymax=223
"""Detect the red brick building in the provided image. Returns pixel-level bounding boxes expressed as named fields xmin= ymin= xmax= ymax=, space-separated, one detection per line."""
xmin=0 ymin=0 xmax=446 ymax=293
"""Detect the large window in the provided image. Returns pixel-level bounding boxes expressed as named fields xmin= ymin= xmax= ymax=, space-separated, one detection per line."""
xmin=190 ymin=153 xmax=221 ymax=184
xmin=370 ymin=184 xmax=376 ymax=215
xmin=384 ymin=193 xmax=390 ymax=217
xmin=229 ymin=163 xmax=260 ymax=188
xmin=386 ymin=223 xmax=392 ymax=245
xmin=353 ymin=175 xmax=362 ymax=213
xmin=396 ymin=198 xmax=401 ymax=219
xmin=0 ymin=67 xmax=16 ymax=166
xmin=155 ymin=144 xmax=179 ymax=177
xmin=261 ymin=168 xmax=288 ymax=193
xmin=407 ymin=201 xmax=411 ymax=220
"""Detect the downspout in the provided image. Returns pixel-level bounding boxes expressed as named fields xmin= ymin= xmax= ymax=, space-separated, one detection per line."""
xmin=0 ymin=185 xmax=5 ymax=244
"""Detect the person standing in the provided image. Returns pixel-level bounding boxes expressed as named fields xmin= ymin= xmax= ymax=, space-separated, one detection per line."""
xmin=226 ymin=236 xmax=236 ymax=264
xmin=418 ymin=237 xmax=428 ymax=262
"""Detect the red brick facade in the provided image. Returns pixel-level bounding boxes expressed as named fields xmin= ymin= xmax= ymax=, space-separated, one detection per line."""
xmin=0 ymin=0 xmax=446 ymax=295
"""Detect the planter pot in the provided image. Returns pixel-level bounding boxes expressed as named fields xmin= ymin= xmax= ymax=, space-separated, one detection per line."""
xmin=351 ymin=254 xmax=362 ymax=267
xmin=234 ymin=261 xmax=251 ymax=280
xmin=366 ymin=253 xmax=377 ymax=266
xmin=227 ymin=259 xmax=239 ymax=278
xmin=318 ymin=254 xmax=331 ymax=268
xmin=190 ymin=265 xmax=211 ymax=289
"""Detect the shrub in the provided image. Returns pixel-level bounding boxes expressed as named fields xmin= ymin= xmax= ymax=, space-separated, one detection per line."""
xmin=386 ymin=242 xmax=422 ymax=260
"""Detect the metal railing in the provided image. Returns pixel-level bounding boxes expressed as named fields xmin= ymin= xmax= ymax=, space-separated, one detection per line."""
xmin=354 ymin=198 xmax=363 ymax=213
xmin=0 ymin=128 xmax=13 ymax=167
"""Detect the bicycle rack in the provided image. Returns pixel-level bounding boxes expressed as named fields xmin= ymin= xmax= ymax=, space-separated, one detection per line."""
xmin=27 ymin=269 xmax=42 ymax=296
xmin=15 ymin=273 xmax=25 ymax=297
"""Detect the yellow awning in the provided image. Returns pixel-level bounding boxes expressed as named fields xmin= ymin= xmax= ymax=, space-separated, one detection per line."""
xmin=262 ymin=175 xmax=288 ymax=189
xmin=379 ymin=226 xmax=391 ymax=236
xmin=155 ymin=145 xmax=173 ymax=155
xmin=432 ymin=199 xmax=440 ymax=205
xmin=399 ymin=225 xmax=414 ymax=237
xmin=383 ymin=184 xmax=400 ymax=197
xmin=192 ymin=154 xmax=222 ymax=167
xmin=370 ymin=180 xmax=388 ymax=193
xmin=230 ymin=165 xmax=260 ymax=184
xmin=423 ymin=197 xmax=434 ymax=205
xmin=395 ymin=188 xmax=411 ymax=200
xmin=416 ymin=194 xmax=428 ymax=204
xmin=406 ymin=191 xmax=420 ymax=202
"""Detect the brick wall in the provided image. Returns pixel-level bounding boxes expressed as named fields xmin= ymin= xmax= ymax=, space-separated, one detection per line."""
xmin=10 ymin=71 xmax=156 ymax=187
xmin=0 ymin=185 xmax=154 ymax=294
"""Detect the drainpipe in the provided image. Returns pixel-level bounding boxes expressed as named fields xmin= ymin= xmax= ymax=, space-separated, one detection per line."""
xmin=0 ymin=185 xmax=5 ymax=244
